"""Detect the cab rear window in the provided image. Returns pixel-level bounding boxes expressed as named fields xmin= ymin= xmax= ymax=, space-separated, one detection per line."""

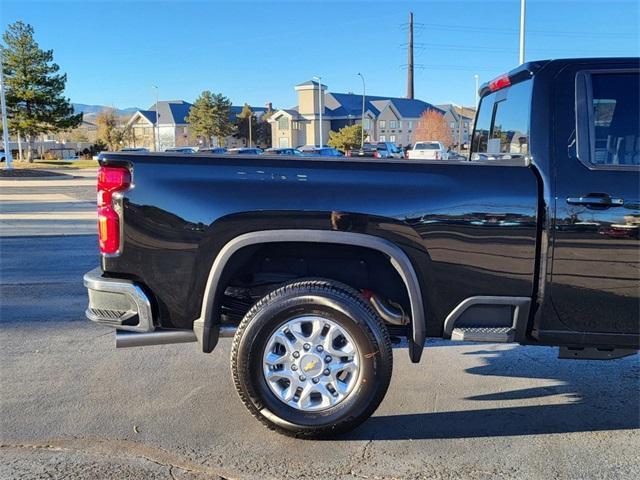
xmin=471 ymin=80 xmax=532 ymax=160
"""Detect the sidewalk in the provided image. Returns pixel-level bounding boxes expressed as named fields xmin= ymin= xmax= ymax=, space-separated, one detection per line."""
xmin=0 ymin=174 xmax=96 ymax=237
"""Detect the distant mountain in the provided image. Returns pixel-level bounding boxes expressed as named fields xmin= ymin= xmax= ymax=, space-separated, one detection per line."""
xmin=73 ymin=103 xmax=140 ymax=116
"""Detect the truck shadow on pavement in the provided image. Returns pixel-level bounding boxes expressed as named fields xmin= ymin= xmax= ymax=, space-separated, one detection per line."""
xmin=342 ymin=344 xmax=640 ymax=441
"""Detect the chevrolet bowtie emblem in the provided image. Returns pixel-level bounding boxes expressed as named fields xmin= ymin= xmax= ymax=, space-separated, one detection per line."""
xmin=303 ymin=359 xmax=319 ymax=371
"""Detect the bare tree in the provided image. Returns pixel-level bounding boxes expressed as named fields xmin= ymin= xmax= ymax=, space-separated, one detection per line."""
xmin=413 ymin=110 xmax=452 ymax=147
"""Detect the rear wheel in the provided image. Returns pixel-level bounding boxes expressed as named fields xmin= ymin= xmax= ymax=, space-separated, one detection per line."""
xmin=230 ymin=279 xmax=393 ymax=438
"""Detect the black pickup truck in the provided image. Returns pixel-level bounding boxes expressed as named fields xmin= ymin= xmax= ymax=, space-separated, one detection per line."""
xmin=84 ymin=58 xmax=639 ymax=437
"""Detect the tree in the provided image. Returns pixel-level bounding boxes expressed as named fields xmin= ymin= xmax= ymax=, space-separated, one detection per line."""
xmin=327 ymin=124 xmax=364 ymax=153
xmin=95 ymin=109 xmax=130 ymax=151
xmin=236 ymin=103 xmax=255 ymax=147
xmin=186 ymin=90 xmax=233 ymax=147
xmin=1 ymin=21 xmax=81 ymax=161
xmin=413 ymin=109 xmax=452 ymax=147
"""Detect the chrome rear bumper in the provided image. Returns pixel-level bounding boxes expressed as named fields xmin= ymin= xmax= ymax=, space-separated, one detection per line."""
xmin=83 ymin=267 xmax=154 ymax=333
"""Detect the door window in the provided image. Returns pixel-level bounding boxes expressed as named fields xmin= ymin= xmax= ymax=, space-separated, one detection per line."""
xmin=579 ymin=72 xmax=640 ymax=167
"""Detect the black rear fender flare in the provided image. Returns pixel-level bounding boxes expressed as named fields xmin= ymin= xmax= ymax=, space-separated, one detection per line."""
xmin=196 ymin=229 xmax=426 ymax=362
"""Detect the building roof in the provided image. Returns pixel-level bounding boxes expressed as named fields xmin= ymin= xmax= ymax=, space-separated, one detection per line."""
xmin=437 ymin=104 xmax=476 ymax=121
xmin=138 ymin=101 xmax=271 ymax=126
xmin=285 ymin=90 xmax=443 ymax=120
xmin=295 ymin=80 xmax=327 ymax=89
xmin=147 ymin=100 xmax=192 ymax=125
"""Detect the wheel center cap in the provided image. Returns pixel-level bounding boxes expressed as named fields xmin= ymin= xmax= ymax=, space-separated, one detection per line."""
xmin=299 ymin=354 xmax=323 ymax=376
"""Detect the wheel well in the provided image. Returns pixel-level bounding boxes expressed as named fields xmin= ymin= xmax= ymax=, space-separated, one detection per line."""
xmin=217 ymin=242 xmax=411 ymax=333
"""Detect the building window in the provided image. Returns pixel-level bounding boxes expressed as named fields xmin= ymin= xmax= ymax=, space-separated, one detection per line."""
xmin=364 ymin=118 xmax=372 ymax=130
xmin=379 ymin=120 xmax=386 ymax=129
xmin=278 ymin=117 xmax=289 ymax=130
xmin=389 ymin=120 xmax=397 ymax=129
xmin=450 ymin=122 xmax=456 ymax=128
xmin=398 ymin=121 xmax=402 ymax=129
xmin=292 ymin=121 xmax=300 ymax=130
xmin=390 ymin=135 xmax=396 ymax=143
xmin=407 ymin=121 xmax=413 ymax=129
xmin=464 ymin=122 xmax=469 ymax=128
xmin=379 ymin=135 xmax=386 ymax=142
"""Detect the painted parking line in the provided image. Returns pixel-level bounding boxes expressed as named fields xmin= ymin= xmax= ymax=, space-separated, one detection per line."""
xmin=0 ymin=179 xmax=96 ymax=187
xmin=0 ymin=193 xmax=81 ymax=202
xmin=0 ymin=212 xmax=96 ymax=220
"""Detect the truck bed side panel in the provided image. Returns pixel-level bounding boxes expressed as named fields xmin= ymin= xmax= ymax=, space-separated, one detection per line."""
xmin=101 ymin=155 xmax=539 ymax=335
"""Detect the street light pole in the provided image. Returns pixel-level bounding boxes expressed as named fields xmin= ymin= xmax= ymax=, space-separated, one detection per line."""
xmin=357 ymin=72 xmax=366 ymax=148
xmin=152 ymin=85 xmax=160 ymax=151
xmin=0 ymin=52 xmax=13 ymax=169
xmin=313 ymin=75 xmax=323 ymax=148
xmin=474 ymin=74 xmax=479 ymax=107
xmin=519 ymin=0 xmax=526 ymax=64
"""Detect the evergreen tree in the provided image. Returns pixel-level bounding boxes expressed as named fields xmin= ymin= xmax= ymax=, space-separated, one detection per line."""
xmin=1 ymin=21 xmax=81 ymax=161
xmin=186 ymin=91 xmax=233 ymax=147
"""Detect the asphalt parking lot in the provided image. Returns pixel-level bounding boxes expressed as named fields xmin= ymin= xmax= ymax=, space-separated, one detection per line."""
xmin=1 ymin=175 xmax=639 ymax=479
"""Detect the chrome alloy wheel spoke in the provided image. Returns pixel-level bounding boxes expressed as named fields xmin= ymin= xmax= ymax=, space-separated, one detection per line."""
xmin=262 ymin=316 xmax=361 ymax=412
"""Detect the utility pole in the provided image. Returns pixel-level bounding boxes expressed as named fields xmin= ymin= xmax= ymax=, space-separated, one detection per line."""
xmin=357 ymin=73 xmax=366 ymax=148
xmin=152 ymin=85 xmax=160 ymax=151
xmin=406 ymin=11 xmax=414 ymax=99
xmin=458 ymin=108 xmax=463 ymax=155
xmin=313 ymin=75 xmax=323 ymax=147
xmin=0 ymin=52 xmax=13 ymax=169
xmin=248 ymin=111 xmax=252 ymax=148
xmin=474 ymin=74 xmax=480 ymax=107
xmin=519 ymin=0 xmax=526 ymax=64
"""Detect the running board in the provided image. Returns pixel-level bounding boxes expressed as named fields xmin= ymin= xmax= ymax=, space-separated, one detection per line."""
xmin=451 ymin=326 xmax=516 ymax=343
xmin=444 ymin=296 xmax=531 ymax=343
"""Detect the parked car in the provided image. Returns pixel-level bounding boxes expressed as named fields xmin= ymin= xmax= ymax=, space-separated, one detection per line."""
xmin=198 ymin=147 xmax=227 ymax=154
xmin=227 ymin=147 xmax=263 ymax=155
xmin=446 ymin=151 xmax=468 ymax=160
xmin=121 ymin=147 xmax=149 ymax=153
xmin=165 ymin=147 xmax=198 ymax=153
xmin=299 ymin=146 xmax=343 ymax=157
xmin=264 ymin=148 xmax=304 ymax=156
xmin=376 ymin=142 xmax=404 ymax=159
xmin=0 ymin=149 xmax=5 ymax=162
xmin=84 ymin=58 xmax=639 ymax=439
xmin=346 ymin=142 xmax=378 ymax=158
xmin=407 ymin=141 xmax=449 ymax=160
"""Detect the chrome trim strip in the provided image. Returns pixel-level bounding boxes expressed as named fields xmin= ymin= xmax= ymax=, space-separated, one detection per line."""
xmin=83 ymin=267 xmax=154 ymax=333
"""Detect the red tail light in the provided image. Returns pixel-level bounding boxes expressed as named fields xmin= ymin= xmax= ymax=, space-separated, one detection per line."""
xmin=97 ymin=166 xmax=131 ymax=254
xmin=346 ymin=150 xmax=352 ymax=157
xmin=488 ymin=74 xmax=511 ymax=92
xmin=373 ymin=151 xmax=380 ymax=158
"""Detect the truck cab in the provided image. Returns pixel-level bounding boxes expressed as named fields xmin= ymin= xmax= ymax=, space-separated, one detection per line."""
xmin=470 ymin=58 xmax=639 ymax=354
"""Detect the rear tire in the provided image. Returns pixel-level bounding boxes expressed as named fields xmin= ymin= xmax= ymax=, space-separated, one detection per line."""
xmin=230 ymin=279 xmax=393 ymax=438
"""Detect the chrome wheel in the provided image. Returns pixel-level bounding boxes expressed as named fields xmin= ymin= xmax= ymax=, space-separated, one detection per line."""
xmin=262 ymin=315 xmax=361 ymax=412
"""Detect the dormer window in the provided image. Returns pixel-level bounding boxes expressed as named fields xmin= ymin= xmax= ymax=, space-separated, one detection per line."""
xmin=278 ymin=117 xmax=289 ymax=130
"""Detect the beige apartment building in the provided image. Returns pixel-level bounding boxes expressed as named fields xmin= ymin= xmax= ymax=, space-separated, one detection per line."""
xmin=269 ymin=80 xmax=443 ymax=148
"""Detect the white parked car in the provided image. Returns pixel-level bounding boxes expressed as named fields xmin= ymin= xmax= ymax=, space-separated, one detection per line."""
xmin=407 ymin=141 xmax=449 ymax=160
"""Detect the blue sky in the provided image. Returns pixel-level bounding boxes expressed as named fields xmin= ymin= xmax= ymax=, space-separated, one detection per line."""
xmin=3 ymin=0 xmax=639 ymax=110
